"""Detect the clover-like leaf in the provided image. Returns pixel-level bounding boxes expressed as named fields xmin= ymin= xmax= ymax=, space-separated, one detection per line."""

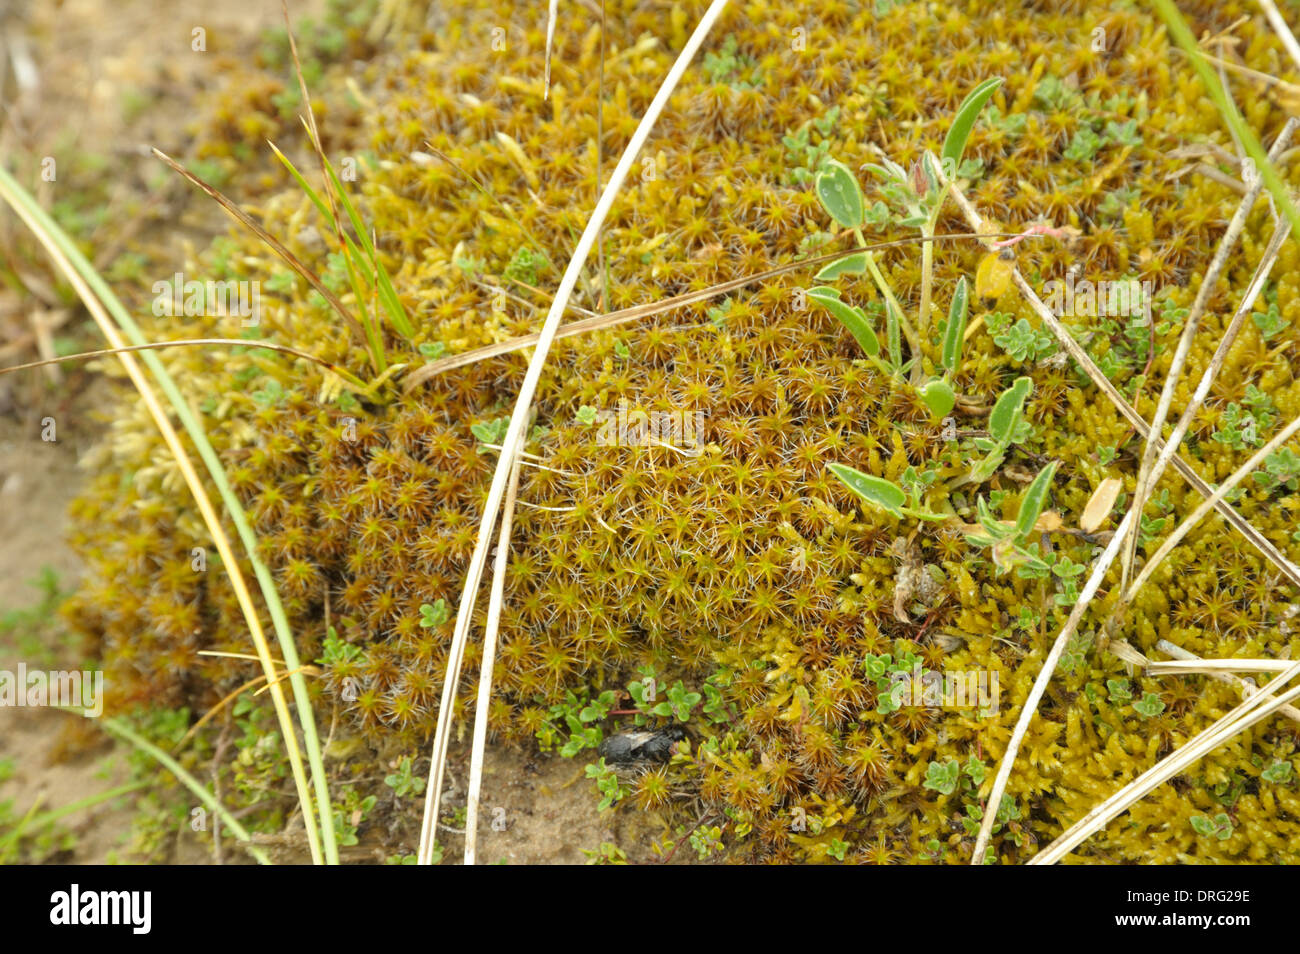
xmin=1262 ymin=761 xmax=1293 ymax=784
xmin=419 ymin=600 xmax=450 ymax=628
xmin=1133 ymin=692 xmax=1165 ymax=718
xmin=923 ymin=758 xmax=960 ymax=796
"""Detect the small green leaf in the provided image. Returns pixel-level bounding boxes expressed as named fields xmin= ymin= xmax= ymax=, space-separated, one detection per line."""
xmin=827 ymin=463 xmax=906 ymax=518
xmin=1133 ymin=692 xmax=1165 ymax=718
xmin=419 ymin=600 xmax=450 ymax=628
xmin=814 ymin=159 xmax=864 ymax=229
xmin=1015 ymin=460 xmax=1058 ymax=541
xmin=942 ymin=276 xmax=969 ymax=374
xmin=815 ymin=252 xmax=868 ymax=280
xmin=923 ymin=759 xmax=960 ymax=796
xmin=940 ymin=77 xmax=1004 ymax=173
xmin=989 ymin=376 xmax=1032 ymax=444
xmin=920 ymin=378 xmax=955 ymax=419
xmin=1262 ymin=761 xmax=1293 ymax=783
xmin=808 ymin=290 xmax=880 ymax=357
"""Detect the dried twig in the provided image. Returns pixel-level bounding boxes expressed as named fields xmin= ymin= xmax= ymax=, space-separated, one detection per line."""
xmin=1029 ymin=660 xmax=1300 ymax=864
xmin=934 ymin=154 xmax=1300 ymax=591
xmin=1121 ymin=120 xmax=1296 ymax=591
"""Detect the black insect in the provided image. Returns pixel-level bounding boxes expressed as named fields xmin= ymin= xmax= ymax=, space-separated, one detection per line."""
xmin=598 ymin=725 xmax=686 ymax=764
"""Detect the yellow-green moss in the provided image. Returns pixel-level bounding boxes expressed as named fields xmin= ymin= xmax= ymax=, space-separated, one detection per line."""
xmin=66 ymin=0 xmax=1300 ymax=862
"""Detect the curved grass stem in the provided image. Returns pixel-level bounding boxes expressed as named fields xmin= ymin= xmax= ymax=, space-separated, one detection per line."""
xmin=0 ymin=166 xmax=338 ymax=865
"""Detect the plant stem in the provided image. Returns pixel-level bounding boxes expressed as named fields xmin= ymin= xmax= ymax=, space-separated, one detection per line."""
xmin=863 ymin=251 xmax=922 ymax=366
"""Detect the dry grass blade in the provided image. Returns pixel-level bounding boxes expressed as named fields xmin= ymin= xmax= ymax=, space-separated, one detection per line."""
xmin=0 ymin=336 xmax=365 ymax=385
xmin=1029 ymin=661 xmax=1300 ymax=864
xmin=1257 ymin=0 xmax=1300 ymax=74
xmin=934 ymin=161 xmax=1300 ymax=591
xmin=1098 ymin=217 xmax=1296 ymax=641
xmin=1149 ymin=659 xmax=1297 ymax=674
xmin=415 ymin=0 xmax=733 ymax=865
xmin=932 ymin=158 xmax=1300 ymax=862
xmin=544 ymin=0 xmax=559 ymax=98
xmin=1151 ymin=640 xmax=1300 ymax=725
xmin=0 ymin=169 xmax=326 ymax=864
xmin=464 ymin=435 xmax=525 ymax=865
xmin=401 ymin=233 xmax=1008 ymax=391
xmin=151 ymin=147 xmax=366 ymax=348
xmin=970 ymin=509 xmax=1137 ymax=864
xmin=1121 ymin=119 xmax=1295 ymax=591
xmin=1121 ymin=402 xmax=1300 ymax=604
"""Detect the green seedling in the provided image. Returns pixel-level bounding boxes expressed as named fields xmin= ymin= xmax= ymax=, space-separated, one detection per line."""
xmin=1190 ymin=812 xmax=1234 ymax=841
xmin=384 ymin=756 xmax=426 ymax=798
xmin=418 ymin=600 xmax=450 ymax=628
xmin=1134 ymin=692 xmax=1166 ymax=718
xmin=1261 ymin=761 xmax=1294 ymax=784
xmin=967 ymin=376 xmax=1033 ymax=483
xmin=585 ymin=759 xmax=629 ymax=812
xmin=332 ymin=789 xmax=377 ymax=848
xmin=583 ymin=842 xmax=629 ymax=865
xmin=808 ymin=77 xmax=1002 ymax=392
xmin=1252 ymin=300 xmax=1289 ymax=341
xmin=966 ymin=458 xmax=1057 ymax=574
xmin=1107 ymin=679 xmax=1133 ymax=704
xmin=827 ymin=462 xmax=948 ymax=522
xmin=689 ymin=824 xmax=726 ymax=860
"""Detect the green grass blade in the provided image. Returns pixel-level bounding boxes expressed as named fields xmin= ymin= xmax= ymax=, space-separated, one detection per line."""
xmin=275 ymin=143 xmax=414 ymax=343
xmin=0 ymin=166 xmax=338 ymax=864
xmin=321 ymin=156 xmax=415 ymax=341
xmin=102 ymin=718 xmax=271 ymax=864
xmin=339 ymin=231 xmax=388 ymax=371
xmin=1153 ymin=0 xmax=1300 ymax=239
xmin=269 ymin=142 xmax=333 ymax=222
xmin=0 ymin=780 xmax=149 ymax=860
